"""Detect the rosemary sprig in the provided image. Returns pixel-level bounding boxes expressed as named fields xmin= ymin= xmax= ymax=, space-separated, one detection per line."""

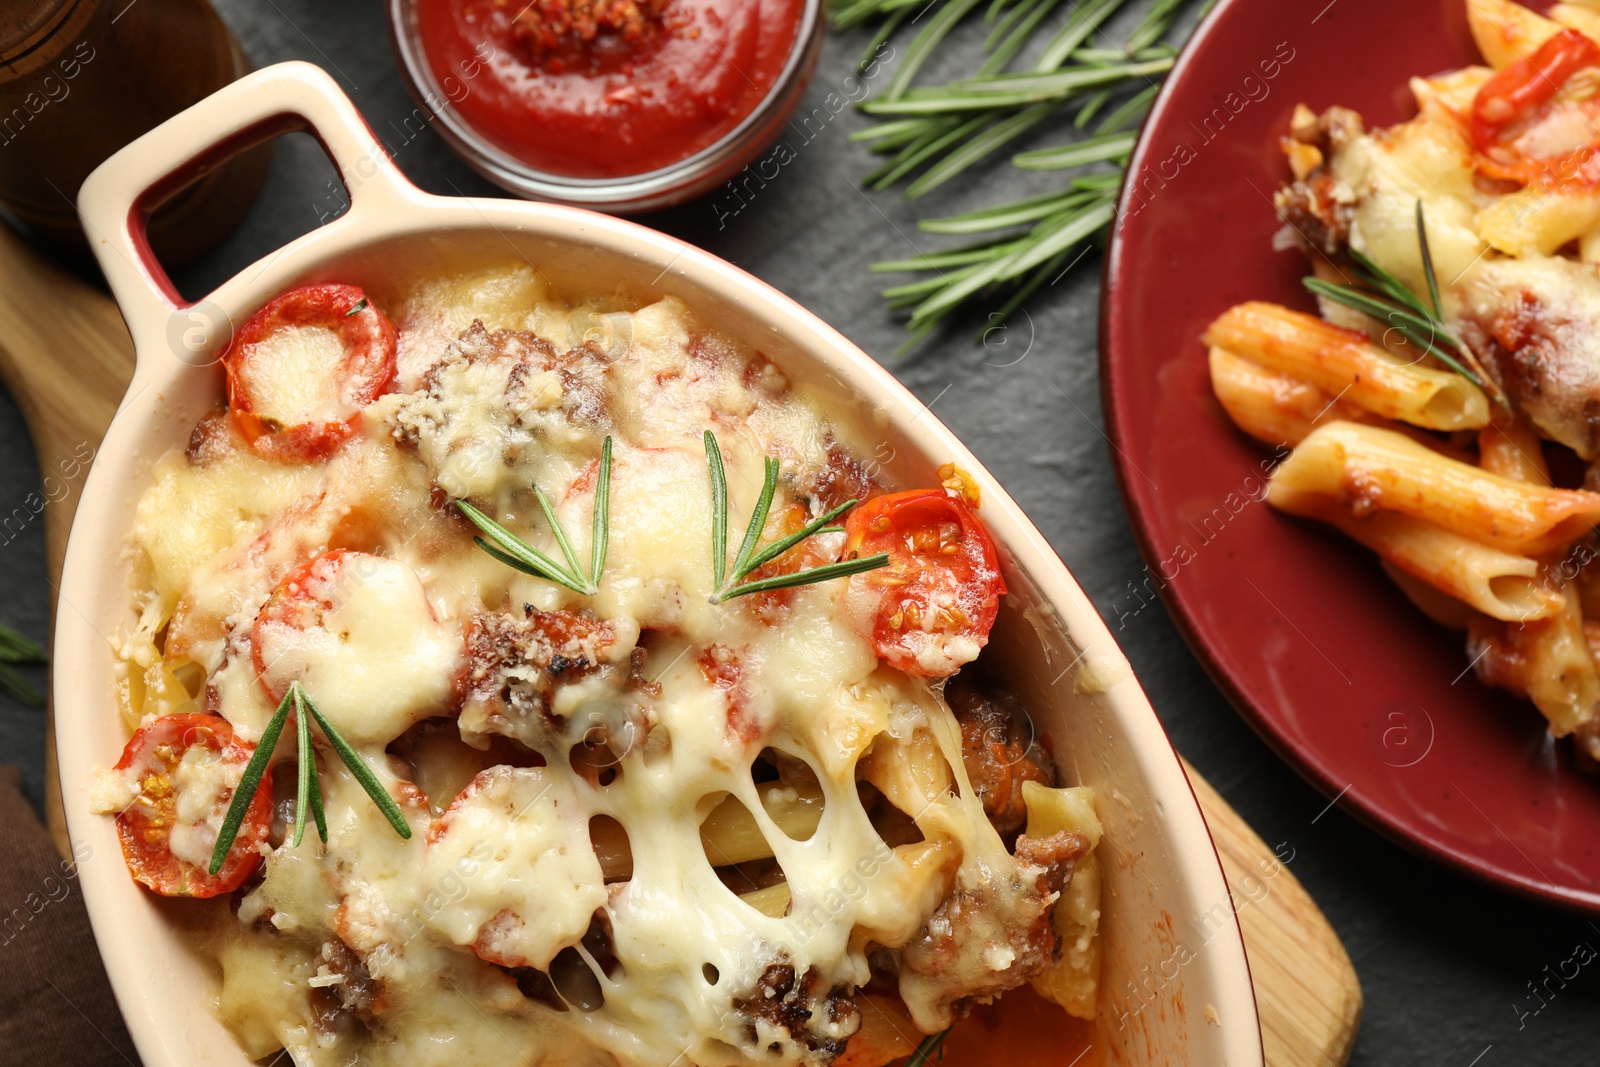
xmin=904 ymin=1029 xmax=949 ymax=1067
xmin=0 ymin=623 xmax=44 ymax=707
xmin=457 ymin=436 xmax=614 ymax=595
xmin=839 ymin=0 xmax=1200 ymax=344
xmin=210 ymin=680 xmax=410 ymax=875
xmin=1303 ymin=201 xmax=1505 ymax=405
xmin=298 ymin=685 xmax=412 ymax=840
xmin=703 ymin=431 xmax=889 ymax=602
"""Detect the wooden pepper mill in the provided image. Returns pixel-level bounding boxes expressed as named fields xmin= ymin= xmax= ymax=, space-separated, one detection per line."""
xmin=0 ymin=0 xmax=269 ymax=265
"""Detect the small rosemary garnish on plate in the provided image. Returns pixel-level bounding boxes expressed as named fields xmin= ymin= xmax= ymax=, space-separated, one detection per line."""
xmin=903 ymin=1029 xmax=949 ymax=1067
xmin=0 ymin=623 xmax=45 ymax=707
xmin=1303 ymin=201 xmax=1506 ymax=405
xmin=457 ymin=436 xmax=614 ymax=596
xmin=703 ymin=431 xmax=889 ymax=603
xmin=209 ymin=681 xmax=410 ymax=875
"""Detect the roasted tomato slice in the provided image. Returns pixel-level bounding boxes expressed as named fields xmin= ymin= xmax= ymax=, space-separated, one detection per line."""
xmin=843 ymin=488 xmax=1006 ymax=677
xmin=221 ymin=284 xmax=397 ymax=462
xmin=110 ymin=713 xmax=270 ymax=898
xmin=1470 ymin=29 xmax=1600 ymax=185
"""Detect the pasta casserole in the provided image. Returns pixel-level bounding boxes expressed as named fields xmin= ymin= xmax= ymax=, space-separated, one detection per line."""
xmin=1206 ymin=0 xmax=1600 ymax=759
xmin=89 ymin=263 xmax=1104 ymax=1065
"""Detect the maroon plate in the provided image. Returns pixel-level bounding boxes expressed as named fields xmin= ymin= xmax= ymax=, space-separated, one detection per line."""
xmin=1100 ymin=0 xmax=1600 ymax=909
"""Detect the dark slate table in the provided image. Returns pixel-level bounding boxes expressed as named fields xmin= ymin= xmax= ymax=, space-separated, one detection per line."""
xmin=0 ymin=0 xmax=1588 ymax=1062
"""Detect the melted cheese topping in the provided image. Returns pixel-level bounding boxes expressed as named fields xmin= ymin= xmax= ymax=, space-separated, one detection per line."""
xmin=240 ymin=326 xmax=352 ymax=426
xmin=109 ymin=267 xmax=1099 ymax=1067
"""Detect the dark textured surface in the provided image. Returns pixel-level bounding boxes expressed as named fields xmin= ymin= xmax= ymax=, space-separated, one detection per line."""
xmin=0 ymin=0 xmax=1590 ymax=1063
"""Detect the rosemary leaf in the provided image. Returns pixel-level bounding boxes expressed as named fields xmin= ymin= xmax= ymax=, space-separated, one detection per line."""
xmin=743 ymin=496 xmax=862 ymax=575
xmin=299 ymin=684 xmax=412 ymax=840
xmin=905 ymin=1030 xmax=949 ymax=1067
xmin=1012 ymin=129 xmax=1135 ymax=169
xmin=730 ymin=456 xmax=781 ymax=580
xmin=534 ymin=483 xmax=589 ymax=591
xmin=210 ymin=689 xmax=291 ymax=875
xmin=721 ymin=554 xmax=892 ymax=600
xmin=860 ymin=57 xmax=1173 ymax=114
xmin=1126 ymin=0 xmax=1190 ymax=51
xmin=907 ymin=101 xmax=1061 ymax=197
xmin=884 ymin=0 xmax=987 ymax=100
xmin=981 ymin=0 xmax=1064 ymax=75
xmin=457 ymin=501 xmax=591 ymax=595
xmin=292 ymin=687 xmax=313 ymax=848
xmin=871 ymin=115 xmax=992 ymax=189
xmin=590 ymin=436 xmax=613 ymax=589
xmin=858 ymin=6 xmax=910 ymax=69
xmin=705 ymin=431 xmax=730 ymax=589
xmin=0 ymin=665 xmax=40 ymax=707
xmin=1034 ymin=0 xmax=1126 ymax=72
xmin=873 ymin=238 xmax=1027 ymax=268
xmin=307 ymin=742 xmax=328 ymax=844
xmin=1074 ymin=87 xmax=1112 ymax=128
xmin=1095 ymin=81 xmax=1161 ymax=133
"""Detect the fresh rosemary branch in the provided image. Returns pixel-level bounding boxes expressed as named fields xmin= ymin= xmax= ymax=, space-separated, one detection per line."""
xmin=904 ymin=1029 xmax=949 ymax=1067
xmin=841 ymin=0 xmax=1198 ymax=345
xmin=703 ymin=431 xmax=889 ymax=602
xmin=210 ymin=680 xmax=410 ymax=874
xmin=0 ymin=623 xmax=44 ymax=707
xmin=299 ymin=684 xmax=413 ymax=841
xmin=457 ymin=436 xmax=614 ymax=596
xmin=1303 ymin=201 xmax=1505 ymax=404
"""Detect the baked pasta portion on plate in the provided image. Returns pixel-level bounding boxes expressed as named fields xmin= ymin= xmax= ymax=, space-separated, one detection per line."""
xmin=1206 ymin=0 xmax=1600 ymax=762
xmin=90 ymin=264 xmax=1103 ymax=1066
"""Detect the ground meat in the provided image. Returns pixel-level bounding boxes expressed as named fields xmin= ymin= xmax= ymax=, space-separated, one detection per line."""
xmin=1014 ymin=830 xmax=1090 ymax=897
xmin=802 ymin=437 xmax=880 ymax=513
xmin=896 ymin=862 xmax=1058 ymax=1032
xmin=1275 ymin=176 xmax=1353 ymax=257
xmin=184 ymin=408 xmax=237 ymax=465
xmin=1273 ymin=105 xmax=1363 ymax=258
xmin=308 ymin=937 xmax=383 ymax=1036
xmin=730 ymin=960 xmax=860 ymax=1061
xmin=944 ymin=678 xmax=1055 ymax=839
xmin=457 ymin=607 xmax=621 ymax=750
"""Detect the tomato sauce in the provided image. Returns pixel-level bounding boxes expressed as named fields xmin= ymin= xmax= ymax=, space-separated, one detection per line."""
xmin=414 ymin=0 xmax=806 ymax=178
xmin=942 ymin=986 xmax=1103 ymax=1066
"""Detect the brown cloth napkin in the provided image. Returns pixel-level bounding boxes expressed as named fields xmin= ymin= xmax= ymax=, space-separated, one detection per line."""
xmin=0 ymin=766 xmax=141 ymax=1067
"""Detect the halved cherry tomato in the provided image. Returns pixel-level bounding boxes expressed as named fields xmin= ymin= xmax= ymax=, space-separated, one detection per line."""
xmin=843 ymin=489 xmax=1006 ymax=677
xmin=221 ymin=284 xmax=397 ymax=462
xmin=111 ymin=713 xmax=270 ymax=898
xmin=1470 ymin=29 xmax=1600 ymax=186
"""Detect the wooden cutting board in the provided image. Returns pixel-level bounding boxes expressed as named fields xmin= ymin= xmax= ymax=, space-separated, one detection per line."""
xmin=0 ymin=223 xmax=1361 ymax=1066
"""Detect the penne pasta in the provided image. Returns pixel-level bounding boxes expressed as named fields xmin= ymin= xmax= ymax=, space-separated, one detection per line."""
xmin=1380 ymin=559 xmax=1478 ymax=629
xmin=1466 ymin=0 xmax=1565 ymax=67
xmin=699 ymin=778 xmax=826 ymax=866
xmin=1478 ymin=412 xmax=1552 ymax=485
xmin=1467 ymin=586 xmax=1599 ymax=734
xmin=1270 ymin=421 xmax=1600 ymax=555
xmin=738 ymin=883 xmax=792 ymax=918
xmin=1203 ymin=303 xmax=1490 ymax=431
xmin=1269 ymin=485 xmax=1565 ymax=621
xmin=1552 ymin=2 xmax=1600 ymax=42
xmin=1476 ymin=188 xmax=1600 ymax=257
xmin=1208 ymin=346 xmax=1374 ymax=447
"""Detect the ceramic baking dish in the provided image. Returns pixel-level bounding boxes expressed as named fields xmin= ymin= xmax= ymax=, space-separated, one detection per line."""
xmin=59 ymin=61 xmax=1263 ymax=1067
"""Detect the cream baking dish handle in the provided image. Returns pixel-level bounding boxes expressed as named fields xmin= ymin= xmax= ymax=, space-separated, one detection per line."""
xmin=76 ymin=61 xmax=415 ymax=374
